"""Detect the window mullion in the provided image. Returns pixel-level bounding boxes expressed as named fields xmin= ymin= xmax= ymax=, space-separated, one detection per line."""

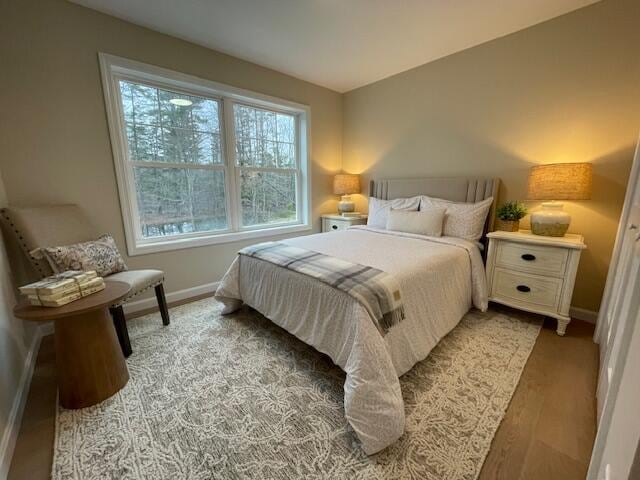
xmin=130 ymin=160 xmax=225 ymax=170
xmin=223 ymin=98 xmax=240 ymax=232
xmin=237 ymin=166 xmax=298 ymax=174
xmin=296 ymin=115 xmax=305 ymax=224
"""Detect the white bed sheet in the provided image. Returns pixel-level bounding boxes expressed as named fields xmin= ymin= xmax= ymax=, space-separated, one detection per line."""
xmin=215 ymin=226 xmax=488 ymax=454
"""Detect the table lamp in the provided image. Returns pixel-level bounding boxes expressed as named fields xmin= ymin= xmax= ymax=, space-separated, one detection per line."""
xmin=527 ymin=162 xmax=592 ymax=237
xmin=333 ymin=174 xmax=360 ymax=214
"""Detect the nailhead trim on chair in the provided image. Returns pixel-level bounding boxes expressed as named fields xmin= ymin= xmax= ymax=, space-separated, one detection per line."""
xmin=111 ymin=278 xmax=165 ymax=307
xmin=0 ymin=208 xmax=49 ymax=278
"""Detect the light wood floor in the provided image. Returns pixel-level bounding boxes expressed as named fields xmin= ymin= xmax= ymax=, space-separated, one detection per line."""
xmin=479 ymin=311 xmax=598 ymax=479
xmin=8 ymin=306 xmax=598 ymax=480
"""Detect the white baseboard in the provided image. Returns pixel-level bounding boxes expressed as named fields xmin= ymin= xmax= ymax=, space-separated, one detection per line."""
xmin=39 ymin=322 xmax=54 ymax=336
xmin=123 ymin=281 xmax=219 ymax=315
xmin=570 ymin=306 xmax=598 ymax=324
xmin=0 ymin=324 xmax=47 ymax=479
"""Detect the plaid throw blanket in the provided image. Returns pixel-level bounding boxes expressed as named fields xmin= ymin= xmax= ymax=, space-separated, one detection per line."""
xmin=239 ymin=242 xmax=405 ymax=335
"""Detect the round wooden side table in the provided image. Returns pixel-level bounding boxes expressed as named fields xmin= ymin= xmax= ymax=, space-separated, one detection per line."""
xmin=14 ymin=281 xmax=131 ymax=409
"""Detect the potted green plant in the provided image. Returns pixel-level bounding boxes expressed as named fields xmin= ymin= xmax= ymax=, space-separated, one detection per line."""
xmin=495 ymin=201 xmax=527 ymax=232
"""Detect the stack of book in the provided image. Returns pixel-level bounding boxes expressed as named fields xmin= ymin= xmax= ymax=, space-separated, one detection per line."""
xmin=19 ymin=270 xmax=105 ymax=307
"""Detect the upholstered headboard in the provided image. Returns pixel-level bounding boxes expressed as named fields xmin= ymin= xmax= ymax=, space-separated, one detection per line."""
xmin=369 ymin=176 xmax=500 ymax=244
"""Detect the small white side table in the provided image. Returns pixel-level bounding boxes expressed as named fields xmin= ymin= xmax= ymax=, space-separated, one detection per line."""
xmin=485 ymin=230 xmax=586 ymax=335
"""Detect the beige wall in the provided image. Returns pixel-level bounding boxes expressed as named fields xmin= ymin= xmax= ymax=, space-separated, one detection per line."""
xmin=0 ymin=0 xmax=342 ymax=296
xmin=0 ymin=166 xmax=36 ymax=474
xmin=343 ymin=0 xmax=640 ymax=312
xmin=1 ymin=0 xmax=638 ymax=313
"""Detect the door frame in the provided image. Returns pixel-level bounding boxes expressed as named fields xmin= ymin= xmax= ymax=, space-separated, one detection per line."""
xmin=594 ymin=139 xmax=640 ymax=346
xmin=588 ymin=136 xmax=640 ymax=479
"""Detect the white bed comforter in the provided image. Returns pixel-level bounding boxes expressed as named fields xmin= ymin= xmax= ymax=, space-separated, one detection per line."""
xmin=215 ymin=226 xmax=488 ymax=454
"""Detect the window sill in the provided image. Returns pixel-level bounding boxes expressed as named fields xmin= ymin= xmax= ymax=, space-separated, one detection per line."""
xmin=126 ymin=223 xmax=313 ymax=256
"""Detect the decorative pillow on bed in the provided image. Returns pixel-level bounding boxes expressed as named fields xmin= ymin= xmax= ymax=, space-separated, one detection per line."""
xmin=386 ymin=208 xmax=446 ymax=236
xmin=419 ymin=196 xmax=493 ymax=241
xmin=367 ymin=196 xmax=420 ymax=229
xmin=30 ymin=234 xmax=128 ymax=277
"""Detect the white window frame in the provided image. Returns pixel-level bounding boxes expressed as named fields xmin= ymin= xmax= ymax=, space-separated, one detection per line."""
xmin=99 ymin=53 xmax=311 ymax=256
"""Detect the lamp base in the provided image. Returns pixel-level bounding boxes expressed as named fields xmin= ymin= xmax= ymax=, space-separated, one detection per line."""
xmin=530 ymin=202 xmax=571 ymax=237
xmin=337 ymin=195 xmax=355 ymax=214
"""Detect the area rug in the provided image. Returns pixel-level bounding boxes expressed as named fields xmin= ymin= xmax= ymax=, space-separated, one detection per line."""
xmin=52 ymin=298 xmax=542 ymax=480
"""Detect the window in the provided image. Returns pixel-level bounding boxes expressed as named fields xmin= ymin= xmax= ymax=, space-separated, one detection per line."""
xmin=100 ymin=54 xmax=310 ymax=255
xmin=234 ymin=104 xmax=298 ymax=227
xmin=120 ymin=81 xmax=228 ymax=238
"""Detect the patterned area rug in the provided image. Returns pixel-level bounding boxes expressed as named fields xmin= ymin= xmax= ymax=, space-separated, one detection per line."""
xmin=53 ymin=298 xmax=542 ymax=480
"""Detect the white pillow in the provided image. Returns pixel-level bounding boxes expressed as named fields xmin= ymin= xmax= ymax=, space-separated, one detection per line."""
xmin=367 ymin=196 xmax=420 ymax=228
xmin=419 ymin=196 xmax=493 ymax=241
xmin=386 ymin=208 xmax=446 ymax=236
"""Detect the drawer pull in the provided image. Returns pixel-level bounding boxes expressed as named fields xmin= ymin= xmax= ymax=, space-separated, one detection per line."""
xmin=521 ymin=253 xmax=536 ymax=261
xmin=516 ymin=285 xmax=531 ymax=293
xmin=332 ymin=224 xmax=338 ymax=230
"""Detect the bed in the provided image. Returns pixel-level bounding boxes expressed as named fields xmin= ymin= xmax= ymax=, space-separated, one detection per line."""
xmin=215 ymin=176 xmax=499 ymax=454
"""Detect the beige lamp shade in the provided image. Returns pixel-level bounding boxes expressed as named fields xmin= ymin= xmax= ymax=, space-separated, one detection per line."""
xmin=333 ymin=174 xmax=361 ymax=195
xmin=527 ymin=162 xmax=592 ymax=200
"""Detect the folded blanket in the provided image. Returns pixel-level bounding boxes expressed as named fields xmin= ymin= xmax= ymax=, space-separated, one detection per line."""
xmin=239 ymin=241 xmax=405 ymax=335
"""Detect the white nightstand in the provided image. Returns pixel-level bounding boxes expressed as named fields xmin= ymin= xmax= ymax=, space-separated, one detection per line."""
xmin=321 ymin=214 xmax=367 ymax=232
xmin=485 ymin=230 xmax=586 ymax=336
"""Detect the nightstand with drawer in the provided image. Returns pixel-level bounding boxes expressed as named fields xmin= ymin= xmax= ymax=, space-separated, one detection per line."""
xmin=321 ymin=214 xmax=367 ymax=232
xmin=485 ymin=230 xmax=586 ymax=335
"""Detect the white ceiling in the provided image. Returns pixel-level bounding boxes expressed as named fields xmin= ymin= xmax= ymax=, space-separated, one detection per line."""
xmin=71 ymin=0 xmax=599 ymax=93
